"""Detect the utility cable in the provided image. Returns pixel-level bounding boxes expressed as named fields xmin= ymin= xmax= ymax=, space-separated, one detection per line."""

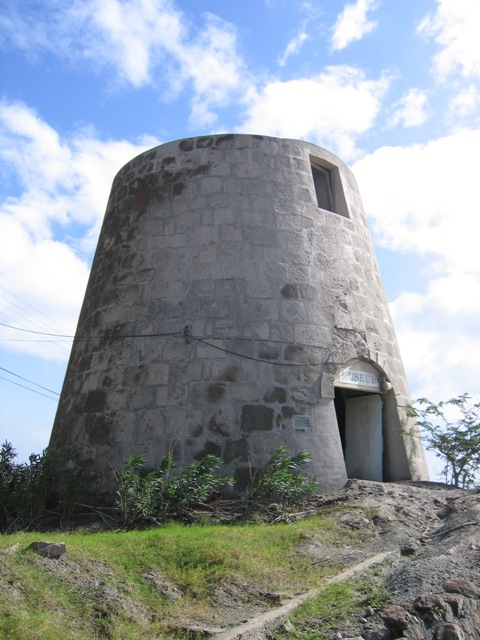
xmin=0 ymin=286 xmax=73 ymax=335
xmin=0 ymin=366 xmax=60 ymax=396
xmin=0 ymin=321 xmax=76 ymax=338
xmin=0 ymin=288 xmax=73 ymax=354
xmin=0 ymin=321 xmax=344 ymax=367
xmin=0 ymin=322 xmax=182 ymax=341
xmin=0 ymin=375 xmax=58 ymax=401
xmin=190 ymin=335 xmax=337 ymax=367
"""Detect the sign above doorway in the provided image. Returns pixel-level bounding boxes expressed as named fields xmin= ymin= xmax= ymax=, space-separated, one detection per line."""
xmin=334 ymin=360 xmax=383 ymax=393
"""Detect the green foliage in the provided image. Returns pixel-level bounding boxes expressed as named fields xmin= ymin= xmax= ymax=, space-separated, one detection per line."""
xmin=0 ymin=441 xmax=60 ymax=532
xmin=250 ymin=446 xmax=317 ymax=507
xmin=166 ymin=454 xmax=234 ymax=510
xmin=115 ymin=453 xmax=234 ymax=526
xmin=409 ymin=393 xmax=480 ymax=488
xmin=0 ymin=441 xmax=101 ymax=532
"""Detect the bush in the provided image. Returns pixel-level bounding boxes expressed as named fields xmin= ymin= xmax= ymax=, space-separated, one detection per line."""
xmin=0 ymin=441 xmax=60 ymax=532
xmin=0 ymin=441 xmax=101 ymax=532
xmin=249 ymin=446 xmax=317 ymax=507
xmin=115 ymin=453 xmax=234 ymax=526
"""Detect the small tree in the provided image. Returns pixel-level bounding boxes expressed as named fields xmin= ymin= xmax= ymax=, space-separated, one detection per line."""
xmin=409 ymin=394 xmax=480 ymax=488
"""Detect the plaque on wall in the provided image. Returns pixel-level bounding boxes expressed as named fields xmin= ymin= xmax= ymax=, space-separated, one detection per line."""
xmin=293 ymin=415 xmax=312 ymax=430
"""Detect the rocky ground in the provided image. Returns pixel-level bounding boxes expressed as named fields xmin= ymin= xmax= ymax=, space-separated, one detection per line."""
xmin=274 ymin=479 xmax=480 ymax=640
xmin=146 ymin=478 xmax=480 ymax=639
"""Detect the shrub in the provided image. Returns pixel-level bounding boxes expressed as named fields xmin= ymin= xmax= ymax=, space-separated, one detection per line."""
xmin=115 ymin=453 xmax=233 ymax=526
xmin=0 ymin=441 xmax=101 ymax=532
xmin=249 ymin=446 xmax=317 ymax=507
xmin=0 ymin=441 xmax=60 ymax=531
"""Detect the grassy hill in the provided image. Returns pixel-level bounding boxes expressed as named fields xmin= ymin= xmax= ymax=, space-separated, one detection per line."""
xmin=0 ymin=509 xmax=378 ymax=639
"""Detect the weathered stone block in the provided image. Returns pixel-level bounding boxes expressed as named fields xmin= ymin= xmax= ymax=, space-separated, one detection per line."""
xmin=263 ymin=387 xmax=287 ymax=403
xmin=241 ymin=405 xmax=274 ymax=432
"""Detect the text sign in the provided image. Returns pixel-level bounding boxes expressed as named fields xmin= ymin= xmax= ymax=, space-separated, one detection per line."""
xmin=293 ymin=415 xmax=312 ymax=430
xmin=338 ymin=369 xmax=380 ymax=390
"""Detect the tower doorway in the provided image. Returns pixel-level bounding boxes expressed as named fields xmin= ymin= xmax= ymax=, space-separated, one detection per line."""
xmin=334 ymin=360 xmax=386 ymax=481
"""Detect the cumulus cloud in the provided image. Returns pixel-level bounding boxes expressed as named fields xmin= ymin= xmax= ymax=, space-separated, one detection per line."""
xmin=353 ymin=128 xmax=480 ymax=271
xmin=419 ymin=0 xmax=480 ymax=81
xmin=0 ymin=101 xmax=158 ymax=360
xmin=388 ymin=88 xmax=429 ymax=128
xmin=331 ymin=0 xmax=379 ymax=52
xmin=240 ymin=66 xmax=389 ymax=160
xmin=390 ymin=280 xmax=480 ymax=401
xmin=0 ymin=0 xmax=249 ymax=126
xmin=353 ymin=128 xmax=480 ymax=400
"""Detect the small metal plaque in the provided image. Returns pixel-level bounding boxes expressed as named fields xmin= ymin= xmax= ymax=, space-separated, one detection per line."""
xmin=293 ymin=415 xmax=312 ymax=430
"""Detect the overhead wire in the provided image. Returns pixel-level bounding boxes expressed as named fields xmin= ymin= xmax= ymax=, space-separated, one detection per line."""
xmin=0 ymin=365 xmax=60 ymax=396
xmin=0 ymin=287 xmax=74 ymax=354
xmin=0 ymin=286 xmax=73 ymax=334
xmin=0 ymin=375 xmax=58 ymax=401
xmin=0 ymin=318 xmax=345 ymax=369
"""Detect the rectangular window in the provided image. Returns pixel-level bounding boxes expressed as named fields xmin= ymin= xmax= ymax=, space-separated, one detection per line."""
xmin=311 ymin=164 xmax=333 ymax=211
xmin=310 ymin=157 xmax=349 ymax=218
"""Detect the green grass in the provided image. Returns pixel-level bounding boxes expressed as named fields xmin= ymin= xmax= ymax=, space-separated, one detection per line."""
xmin=270 ymin=577 xmax=389 ymax=639
xmin=0 ymin=515 xmax=370 ymax=639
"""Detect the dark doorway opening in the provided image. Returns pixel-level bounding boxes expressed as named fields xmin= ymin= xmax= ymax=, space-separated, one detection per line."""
xmin=334 ymin=386 xmax=384 ymax=481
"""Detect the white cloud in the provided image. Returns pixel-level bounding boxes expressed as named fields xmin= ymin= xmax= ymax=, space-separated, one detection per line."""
xmin=86 ymin=0 xmax=185 ymax=88
xmin=0 ymin=101 xmax=158 ymax=360
xmin=0 ymin=1 xmax=249 ymax=127
xmin=388 ymin=88 xmax=429 ymax=128
xmin=240 ymin=66 xmax=389 ymax=160
xmin=331 ymin=0 xmax=379 ymax=52
xmin=353 ymin=128 xmax=480 ymax=272
xmin=175 ymin=13 xmax=250 ymax=126
xmin=390 ymin=283 xmax=480 ymax=401
xmin=448 ymin=85 xmax=480 ymax=119
xmin=353 ymin=128 xmax=480 ymax=401
xmin=419 ymin=0 xmax=480 ymax=81
xmin=279 ymin=30 xmax=309 ymax=67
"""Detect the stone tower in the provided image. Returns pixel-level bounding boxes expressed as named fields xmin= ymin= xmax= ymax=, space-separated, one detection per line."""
xmin=50 ymin=134 xmax=428 ymax=499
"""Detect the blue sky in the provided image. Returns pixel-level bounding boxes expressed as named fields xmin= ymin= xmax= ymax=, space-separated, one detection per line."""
xmin=1 ymin=0 xmax=480 ymax=478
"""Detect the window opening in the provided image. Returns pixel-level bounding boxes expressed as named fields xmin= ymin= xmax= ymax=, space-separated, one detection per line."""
xmin=311 ymin=164 xmax=334 ymax=212
xmin=309 ymin=157 xmax=349 ymax=218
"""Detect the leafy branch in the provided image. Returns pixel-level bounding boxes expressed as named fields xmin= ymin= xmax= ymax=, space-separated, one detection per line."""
xmin=408 ymin=393 xmax=480 ymax=488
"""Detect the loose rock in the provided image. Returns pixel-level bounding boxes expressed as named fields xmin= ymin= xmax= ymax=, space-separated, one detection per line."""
xmin=443 ymin=578 xmax=480 ymax=599
xmin=380 ymin=604 xmax=411 ymax=631
xmin=28 ymin=541 xmax=66 ymax=558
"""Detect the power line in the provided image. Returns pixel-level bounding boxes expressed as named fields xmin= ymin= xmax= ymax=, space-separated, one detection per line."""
xmin=0 ymin=365 xmax=60 ymax=396
xmin=0 ymin=320 xmax=344 ymax=367
xmin=0 ymin=375 xmax=58 ymax=401
xmin=0 ymin=338 xmax=73 ymax=343
xmin=0 ymin=321 xmax=75 ymax=338
xmin=190 ymin=335 xmax=336 ymax=367
xmin=0 ymin=286 xmax=73 ymax=334
xmin=0 ymin=287 xmax=74 ymax=354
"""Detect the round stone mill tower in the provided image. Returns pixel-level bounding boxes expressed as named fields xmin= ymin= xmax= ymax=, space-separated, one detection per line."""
xmin=50 ymin=134 xmax=428 ymax=499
